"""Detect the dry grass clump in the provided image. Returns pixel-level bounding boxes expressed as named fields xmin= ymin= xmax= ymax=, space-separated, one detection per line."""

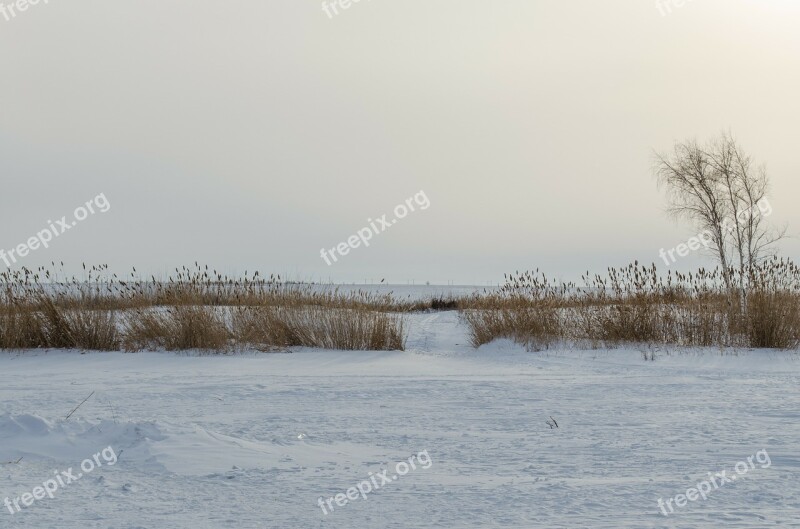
xmin=0 ymin=268 xmax=119 ymax=350
xmin=461 ymin=259 xmax=800 ymax=350
xmin=461 ymin=274 xmax=563 ymax=350
xmin=37 ymin=298 xmax=120 ymax=350
xmin=123 ymin=306 xmax=230 ymax=352
xmin=232 ymin=305 xmax=404 ymax=351
xmin=738 ymin=260 xmax=800 ymax=349
xmin=0 ymin=303 xmax=119 ymax=350
xmin=0 ymin=306 xmax=46 ymax=349
xmin=743 ymin=290 xmax=800 ymax=348
xmin=461 ymin=304 xmax=560 ymax=351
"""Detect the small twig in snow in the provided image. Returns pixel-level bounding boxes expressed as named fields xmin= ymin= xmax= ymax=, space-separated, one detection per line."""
xmin=65 ymin=391 xmax=95 ymax=420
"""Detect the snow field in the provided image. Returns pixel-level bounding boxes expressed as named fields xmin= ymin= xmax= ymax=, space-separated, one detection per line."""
xmin=1 ymin=312 xmax=798 ymax=528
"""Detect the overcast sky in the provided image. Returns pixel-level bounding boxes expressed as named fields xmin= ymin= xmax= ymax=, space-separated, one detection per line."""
xmin=1 ymin=0 xmax=799 ymax=284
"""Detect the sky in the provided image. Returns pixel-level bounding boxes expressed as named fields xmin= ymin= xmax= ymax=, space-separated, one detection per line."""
xmin=1 ymin=0 xmax=799 ymax=285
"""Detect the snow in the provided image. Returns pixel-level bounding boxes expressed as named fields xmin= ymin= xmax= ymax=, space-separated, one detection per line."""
xmin=1 ymin=312 xmax=798 ymax=528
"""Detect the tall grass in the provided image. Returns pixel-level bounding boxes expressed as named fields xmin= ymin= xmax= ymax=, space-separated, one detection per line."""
xmin=231 ymin=305 xmax=404 ymax=351
xmin=0 ymin=267 xmax=120 ymax=350
xmin=461 ymin=259 xmax=800 ymax=350
xmin=0 ymin=264 xmax=406 ymax=353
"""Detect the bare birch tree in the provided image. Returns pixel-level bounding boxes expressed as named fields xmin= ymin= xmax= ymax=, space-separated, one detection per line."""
xmin=654 ymin=133 xmax=785 ymax=294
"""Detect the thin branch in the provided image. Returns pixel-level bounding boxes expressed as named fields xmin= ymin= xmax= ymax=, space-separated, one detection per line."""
xmin=65 ymin=391 xmax=95 ymax=420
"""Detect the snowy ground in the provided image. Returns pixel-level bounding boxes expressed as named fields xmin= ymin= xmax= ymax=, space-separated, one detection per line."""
xmin=1 ymin=312 xmax=799 ymax=528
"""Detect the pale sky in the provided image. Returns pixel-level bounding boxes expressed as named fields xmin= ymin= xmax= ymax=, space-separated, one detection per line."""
xmin=1 ymin=0 xmax=799 ymax=284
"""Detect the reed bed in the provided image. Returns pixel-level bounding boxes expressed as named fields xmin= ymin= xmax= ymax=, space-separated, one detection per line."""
xmin=460 ymin=259 xmax=800 ymax=350
xmin=0 ymin=264 xmax=406 ymax=352
xmin=5 ymin=260 xmax=797 ymax=354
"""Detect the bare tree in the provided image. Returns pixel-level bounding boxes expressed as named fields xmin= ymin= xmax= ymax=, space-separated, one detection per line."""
xmin=654 ymin=133 xmax=785 ymax=294
xmin=706 ymin=133 xmax=784 ymax=267
xmin=654 ymin=138 xmax=733 ymax=288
